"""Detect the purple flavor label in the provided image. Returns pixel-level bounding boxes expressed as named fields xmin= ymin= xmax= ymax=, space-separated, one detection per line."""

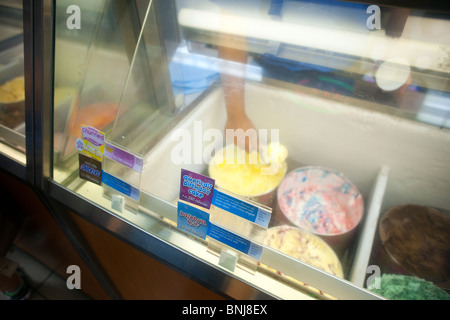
xmin=179 ymin=168 xmax=215 ymax=209
xmin=104 ymin=142 xmax=143 ymax=173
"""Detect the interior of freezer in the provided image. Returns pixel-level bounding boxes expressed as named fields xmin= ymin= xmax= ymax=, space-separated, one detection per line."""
xmin=52 ymin=0 xmax=450 ymax=299
xmin=0 ymin=2 xmax=26 ymax=157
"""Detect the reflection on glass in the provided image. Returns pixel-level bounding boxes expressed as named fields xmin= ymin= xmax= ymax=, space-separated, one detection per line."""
xmin=177 ymin=0 xmax=450 ymax=127
xmin=0 ymin=2 xmax=25 ymax=155
xmin=53 ymin=0 xmax=156 ymax=176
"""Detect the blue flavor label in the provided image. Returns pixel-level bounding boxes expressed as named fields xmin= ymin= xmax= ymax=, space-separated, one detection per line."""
xmin=207 ymin=224 xmax=263 ymax=260
xmin=212 ymin=190 xmax=271 ymax=228
xmin=177 ymin=201 xmax=210 ymax=240
xmin=101 ymin=171 xmax=140 ymax=201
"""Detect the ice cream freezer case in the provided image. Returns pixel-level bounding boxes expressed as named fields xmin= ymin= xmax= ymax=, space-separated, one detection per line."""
xmin=0 ymin=0 xmax=34 ymax=181
xmin=41 ymin=0 xmax=450 ymax=300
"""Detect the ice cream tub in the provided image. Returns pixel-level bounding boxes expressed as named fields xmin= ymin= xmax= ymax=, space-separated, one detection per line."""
xmin=0 ymin=61 xmax=25 ymax=129
xmin=377 ymin=204 xmax=450 ymax=290
xmin=208 ymin=143 xmax=287 ymax=207
xmin=264 ymin=225 xmax=344 ymax=278
xmin=276 ymin=166 xmax=364 ymax=255
xmin=369 ymin=274 xmax=450 ymax=300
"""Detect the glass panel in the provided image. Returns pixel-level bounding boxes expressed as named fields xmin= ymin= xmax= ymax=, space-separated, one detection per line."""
xmin=170 ymin=0 xmax=450 ymax=299
xmin=177 ymin=0 xmax=450 ymax=298
xmin=53 ymin=0 xmax=450 ymax=299
xmin=0 ymin=1 xmax=26 ymax=160
xmin=53 ymin=0 xmax=151 ymax=178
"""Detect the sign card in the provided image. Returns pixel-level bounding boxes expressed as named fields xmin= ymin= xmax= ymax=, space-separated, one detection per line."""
xmin=78 ymin=153 xmax=102 ymax=185
xmin=179 ymin=169 xmax=215 ymax=209
xmin=102 ymin=170 xmax=140 ymax=201
xmin=207 ymin=224 xmax=263 ymax=260
xmin=177 ymin=201 xmax=210 ymax=240
xmin=212 ymin=189 xmax=271 ymax=228
xmin=76 ymin=125 xmax=105 ymax=161
xmin=104 ymin=142 xmax=143 ymax=173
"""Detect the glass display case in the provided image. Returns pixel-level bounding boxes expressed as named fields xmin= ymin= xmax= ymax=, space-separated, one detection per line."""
xmin=41 ymin=0 xmax=450 ymax=299
xmin=0 ymin=0 xmax=33 ymax=181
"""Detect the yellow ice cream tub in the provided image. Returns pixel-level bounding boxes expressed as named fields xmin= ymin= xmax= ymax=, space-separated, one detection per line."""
xmin=209 ymin=143 xmax=287 ymax=206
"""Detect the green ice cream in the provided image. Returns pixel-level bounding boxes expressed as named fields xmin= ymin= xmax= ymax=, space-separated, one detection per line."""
xmin=369 ymin=274 xmax=450 ymax=300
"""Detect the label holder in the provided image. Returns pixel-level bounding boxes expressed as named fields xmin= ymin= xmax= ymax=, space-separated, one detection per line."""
xmin=102 ymin=140 xmax=144 ymax=215
xmin=218 ymin=249 xmax=239 ymax=272
xmin=177 ymin=168 xmax=272 ymax=275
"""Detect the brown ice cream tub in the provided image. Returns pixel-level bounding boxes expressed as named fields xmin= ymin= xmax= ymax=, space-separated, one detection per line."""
xmin=377 ymin=204 xmax=450 ymax=290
